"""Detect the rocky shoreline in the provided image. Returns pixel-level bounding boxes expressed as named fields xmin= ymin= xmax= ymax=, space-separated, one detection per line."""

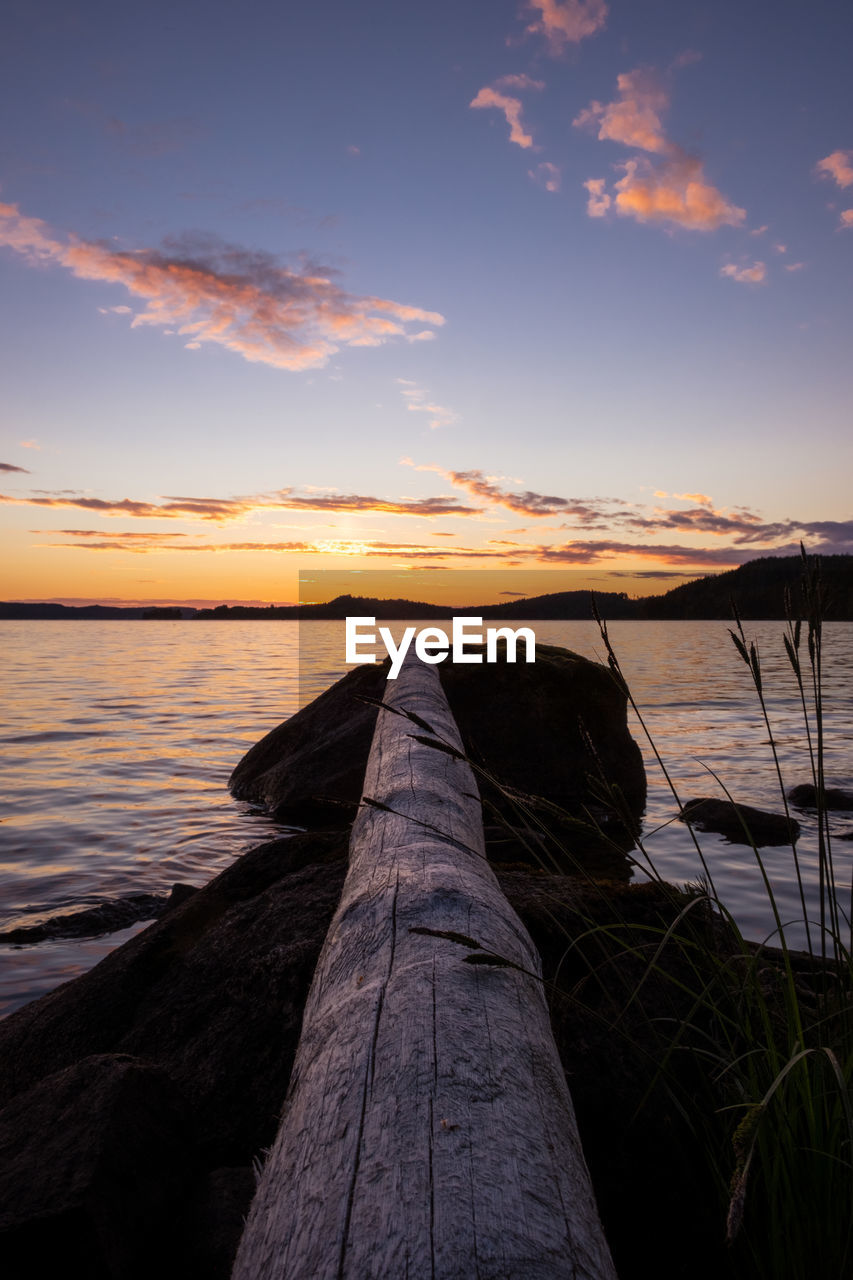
xmin=0 ymin=645 xmax=760 ymax=1278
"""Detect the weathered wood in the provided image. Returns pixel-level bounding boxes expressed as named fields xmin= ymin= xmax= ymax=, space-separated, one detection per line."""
xmin=232 ymin=655 xmax=617 ymax=1280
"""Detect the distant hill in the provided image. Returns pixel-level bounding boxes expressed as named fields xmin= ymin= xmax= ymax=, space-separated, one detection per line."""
xmin=190 ymin=589 xmax=637 ymax=621
xmin=636 ymin=555 xmax=853 ymax=620
xmin=0 ymin=603 xmax=196 ymax=619
xmin=3 ymin=555 xmax=852 ymax=621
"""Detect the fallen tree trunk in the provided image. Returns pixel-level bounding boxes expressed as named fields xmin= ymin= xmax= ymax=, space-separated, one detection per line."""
xmin=232 ymin=655 xmax=617 ymax=1280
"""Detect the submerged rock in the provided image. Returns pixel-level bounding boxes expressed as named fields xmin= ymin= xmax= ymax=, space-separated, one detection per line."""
xmin=788 ymin=783 xmax=853 ymax=811
xmin=680 ymin=797 xmax=800 ymax=847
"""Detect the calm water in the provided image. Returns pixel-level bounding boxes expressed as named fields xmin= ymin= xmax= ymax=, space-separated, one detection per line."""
xmin=2 ymin=619 xmax=852 ymax=1015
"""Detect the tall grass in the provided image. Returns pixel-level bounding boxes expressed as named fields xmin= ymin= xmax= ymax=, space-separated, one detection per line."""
xmin=587 ymin=548 xmax=853 ymax=1279
xmin=410 ymin=548 xmax=853 ymax=1278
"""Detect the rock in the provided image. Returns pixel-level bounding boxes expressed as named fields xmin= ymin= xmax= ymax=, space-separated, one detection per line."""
xmin=679 ymin=798 xmax=800 ymax=847
xmin=230 ymin=643 xmax=646 ymax=848
xmin=788 ymin=784 xmax=853 ymax=811
xmin=0 ymin=1053 xmax=199 ymax=1279
xmin=183 ymin=1166 xmax=257 ymax=1280
xmin=0 ymin=831 xmax=348 ymax=1162
xmin=440 ymin=641 xmax=646 ymax=817
xmin=229 ymin=660 xmax=390 ymax=824
xmin=0 ymin=833 xmax=730 ymax=1280
xmin=0 ymin=893 xmax=167 ymax=944
xmin=0 ymin=829 xmax=348 ymax=1277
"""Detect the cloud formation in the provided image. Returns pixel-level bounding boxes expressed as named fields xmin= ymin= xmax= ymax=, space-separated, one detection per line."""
xmin=720 ymin=260 xmax=767 ymax=284
xmin=574 ymin=69 xmax=671 ymax=155
xmin=523 ymin=0 xmax=608 ymax=53
xmin=469 ymin=79 xmax=541 ymax=150
xmin=583 ymin=177 xmax=611 ymax=217
xmin=816 ymin=150 xmax=853 ymax=189
xmin=1 ymin=486 xmax=479 ymax=522
xmin=529 ymin=162 xmax=561 ymax=192
xmin=1 ymin=462 xmax=30 ymax=473
xmin=612 ymin=156 xmax=745 ymax=231
xmin=0 ymin=203 xmax=445 ymax=372
xmin=575 ymin=69 xmax=746 ymax=232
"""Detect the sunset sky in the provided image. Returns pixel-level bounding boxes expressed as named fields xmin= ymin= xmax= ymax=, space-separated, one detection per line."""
xmin=1 ymin=0 xmax=851 ymax=604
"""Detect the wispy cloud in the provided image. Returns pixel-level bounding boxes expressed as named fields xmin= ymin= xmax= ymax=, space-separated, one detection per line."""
xmin=0 ymin=203 xmax=445 ymax=372
xmin=720 ymin=260 xmax=767 ymax=284
xmin=816 ymin=150 xmax=853 ymax=189
xmin=532 ymin=539 xmax=757 ymax=566
xmin=840 ymin=210 xmax=853 ymax=230
xmin=396 ymin=380 xmax=458 ymax=430
xmin=529 ymin=161 xmax=561 ymax=192
xmin=402 ymin=460 xmax=628 ymax=520
xmin=522 ymin=0 xmax=608 ymax=53
xmin=575 ymin=68 xmax=746 ymax=232
xmin=469 ymin=77 xmax=543 ymax=150
xmin=1 ymin=486 xmax=479 ymax=522
xmin=1 ymin=462 xmax=30 ymax=474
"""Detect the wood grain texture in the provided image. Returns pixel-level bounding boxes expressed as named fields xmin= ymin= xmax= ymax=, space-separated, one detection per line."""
xmin=232 ymin=655 xmax=617 ymax=1280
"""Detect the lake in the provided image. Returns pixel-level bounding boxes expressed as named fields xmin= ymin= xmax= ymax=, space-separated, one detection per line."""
xmin=2 ymin=618 xmax=852 ymax=1016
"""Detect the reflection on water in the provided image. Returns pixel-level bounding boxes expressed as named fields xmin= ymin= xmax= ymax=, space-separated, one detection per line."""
xmin=1 ymin=618 xmax=852 ymax=1015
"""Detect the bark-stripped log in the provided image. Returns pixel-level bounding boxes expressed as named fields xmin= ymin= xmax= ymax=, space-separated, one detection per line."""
xmin=232 ymin=655 xmax=617 ymax=1280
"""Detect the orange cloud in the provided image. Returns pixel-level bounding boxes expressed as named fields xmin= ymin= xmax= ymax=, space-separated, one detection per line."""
xmin=574 ymin=69 xmax=672 ymax=155
xmin=469 ymin=86 xmax=537 ymax=149
xmin=583 ymin=177 xmax=611 ymax=217
xmin=523 ymin=0 xmax=608 ymax=53
xmin=575 ymin=68 xmax=746 ymax=232
xmin=840 ymin=209 xmax=853 ymax=229
xmin=674 ymin=492 xmax=712 ymax=506
xmin=816 ymin=150 xmax=853 ymax=189
xmin=0 ymin=203 xmax=444 ymax=371
xmin=1 ymin=487 xmax=479 ymax=522
xmin=402 ymin=461 xmax=629 ymax=521
xmin=613 ymin=156 xmax=746 ymax=231
xmin=720 ymin=260 xmax=766 ymax=284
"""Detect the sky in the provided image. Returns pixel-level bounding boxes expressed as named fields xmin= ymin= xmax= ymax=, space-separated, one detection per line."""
xmin=1 ymin=0 xmax=851 ymax=605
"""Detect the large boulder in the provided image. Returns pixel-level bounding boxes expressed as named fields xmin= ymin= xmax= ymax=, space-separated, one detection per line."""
xmin=440 ymin=642 xmax=646 ymax=818
xmin=229 ymin=660 xmax=390 ymax=824
xmin=230 ymin=644 xmax=646 ymax=842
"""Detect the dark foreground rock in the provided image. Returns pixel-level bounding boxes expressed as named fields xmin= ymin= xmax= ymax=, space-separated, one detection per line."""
xmin=0 ymin=819 xmax=737 ymax=1280
xmin=1 ymin=655 xmax=709 ymax=1278
xmin=0 ymin=1055 xmax=199 ymax=1280
xmin=680 ymin=797 xmax=801 ymax=846
xmin=230 ymin=642 xmax=646 ymax=867
xmin=788 ymin=783 xmax=853 ymax=811
xmin=0 ymin=830 xmax=348 ymax=1278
